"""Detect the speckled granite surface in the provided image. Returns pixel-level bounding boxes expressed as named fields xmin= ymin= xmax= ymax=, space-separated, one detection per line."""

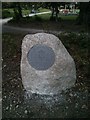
xmin=21 ymin=33 xmax=76 ymax=95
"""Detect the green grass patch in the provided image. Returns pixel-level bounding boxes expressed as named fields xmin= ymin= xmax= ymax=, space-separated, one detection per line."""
xmin=9 ymin=12 xmax=77 ymax=23
xmin=22 ymin=9 xmax=30 ymax=16
xmin=60 ymin=15 xmax=78 ymax=20
xmin=35 ymin=13 xmax=78 ymax=21
xmin=37 ymin=13 xmax=78 ymax=21
xmin=2 ymin=7 xmax=78 ymax=21
xmin=37 ymin=13 xmax=51 ymax=21
xmin=8 ymin=13 xmax=51 ymax=23
xmin=38 ymin=8 xmax=50 ymax=12
xmin=2 ymin=8 xmax=50 ymax=18
xmin=2 ymin=8 xmax=30 ymax=18
xmin=3 ymin=8 xmax=14 ymax=13
xmin=2 ymin=9 xmax=14 ymax=18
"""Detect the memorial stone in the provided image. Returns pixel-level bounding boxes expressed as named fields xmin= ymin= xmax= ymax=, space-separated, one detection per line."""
xmin=21 ymin=33 xmax=76 ymax=95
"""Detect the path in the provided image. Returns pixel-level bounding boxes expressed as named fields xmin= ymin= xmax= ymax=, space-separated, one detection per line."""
xmin=2 ymin=24 xmax=62 ymax=35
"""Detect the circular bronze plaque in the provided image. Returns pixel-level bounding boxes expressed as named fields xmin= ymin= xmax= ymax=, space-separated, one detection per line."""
xmin=27 ymin=44 xmax=55 ymax=70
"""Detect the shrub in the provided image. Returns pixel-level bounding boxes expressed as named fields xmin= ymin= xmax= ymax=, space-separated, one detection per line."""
xmin=2 ymin=9 xmax=13 ymax=18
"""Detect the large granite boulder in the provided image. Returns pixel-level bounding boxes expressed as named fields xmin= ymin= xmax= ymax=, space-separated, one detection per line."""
xmin=21 ymin=33 xmax=76 ymax=95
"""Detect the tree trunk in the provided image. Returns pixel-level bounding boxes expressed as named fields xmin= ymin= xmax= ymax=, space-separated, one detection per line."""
xmin=77 ymin=2 xmax=90 ymax=25
xmin=17 ymin=3 xmax=22 ymax=18
xmin=13 ymin=3 xmax=22 ymax=20
xmin=50 ymin=2 xmax=59 ymax=21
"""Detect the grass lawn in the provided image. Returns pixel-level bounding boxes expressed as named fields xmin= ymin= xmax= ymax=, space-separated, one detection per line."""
xmin=38 ymin=8 xmax=50 ymax=12
xmin=32 ymin=12 xmax=78 ymax=21
xmin=2 ymin=8 xmax=14 ymax=18
xmin=2 ymin=8 xmax=50 ymax=18
xmin=2 ymin=32 xmax=89 ymax=118
xmin=60 ymin=14 xmax=78 ymax=20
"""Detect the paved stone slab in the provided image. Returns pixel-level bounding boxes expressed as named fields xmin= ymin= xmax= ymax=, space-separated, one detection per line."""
xmin=21 ymin=33 xmax=76 ymax=95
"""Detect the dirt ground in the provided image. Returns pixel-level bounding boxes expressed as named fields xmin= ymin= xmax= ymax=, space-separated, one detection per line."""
xmin=2 ymin=21 xmax=89 ymax=118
